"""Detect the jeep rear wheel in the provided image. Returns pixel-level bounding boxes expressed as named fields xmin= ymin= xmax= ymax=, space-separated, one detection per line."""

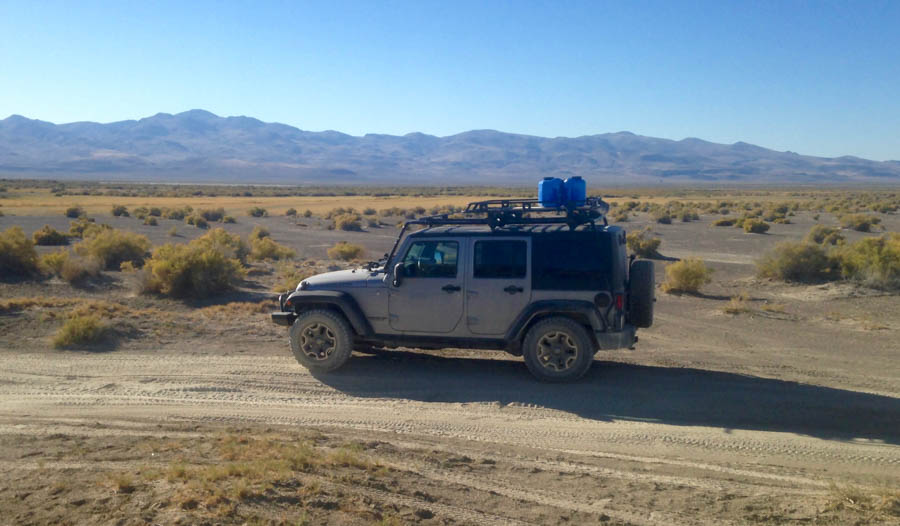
xmin=522 ymin=317 xmax=594 ymax=382
xmin=290 ymin=310 xmax=353 ymax=373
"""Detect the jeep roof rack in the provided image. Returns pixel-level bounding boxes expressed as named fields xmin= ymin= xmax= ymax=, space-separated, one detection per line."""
xmin=383 ymin=197 xmax=610 ymax=267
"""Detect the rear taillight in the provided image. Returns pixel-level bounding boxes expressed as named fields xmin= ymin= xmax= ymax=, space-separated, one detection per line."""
xmin=615 ymin=293 xmax=625 ymax=310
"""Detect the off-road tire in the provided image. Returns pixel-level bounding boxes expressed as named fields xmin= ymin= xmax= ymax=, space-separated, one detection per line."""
xmin=522 ymin=317 xmax=595 ymax=382
xmin=289 ymin=309 xmax=354 ymax=373
xmin=629 ymin=260 xmax=655 ymax=328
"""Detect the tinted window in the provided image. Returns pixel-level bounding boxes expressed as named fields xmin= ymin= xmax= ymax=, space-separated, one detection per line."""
xmin=474 ymin=240 xmax=527 ymax=279
xmin=532 ymin=233 xmax=612 ymax=290
xmin=401 ymin=241 xmax=458 ymax=278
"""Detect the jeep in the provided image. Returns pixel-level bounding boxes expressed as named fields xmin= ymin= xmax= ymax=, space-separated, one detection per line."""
xmin=272 ymin=197 xmax=654 ymax=382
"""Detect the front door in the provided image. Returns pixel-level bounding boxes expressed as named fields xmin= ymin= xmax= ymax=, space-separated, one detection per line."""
xmin=466 ymin=238 xmax=531 ymax=335
xmin=389 ymin=239 xmax=464 ymax=333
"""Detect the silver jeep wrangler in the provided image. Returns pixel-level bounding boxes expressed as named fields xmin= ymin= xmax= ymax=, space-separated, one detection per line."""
xmin=273 ymin=198 xmax=654 ymax=382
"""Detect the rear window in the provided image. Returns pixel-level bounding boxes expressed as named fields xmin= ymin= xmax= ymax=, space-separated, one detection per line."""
xmin=474 ymin=240 xmax=527 ymax=279
xmin=532 ymin=233 xmax=613 ymax=290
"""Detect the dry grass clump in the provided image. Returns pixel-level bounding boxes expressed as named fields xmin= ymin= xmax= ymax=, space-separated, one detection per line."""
xmin=74 ymin=228 xmax=151 ymax=269
xmin=743 ymin=218 xmax=770 ymax=234
xmin=32 ymin=224 xmax=69 ymax=245
xmin=141 ymin=230 xmax=246 ymax=298
xmin=840 ymin=213 xmax=882 ymax=232
xmin=626 ymin=227 xmax=662 ymax=258
xmin=327 ymin=242 xmax=366 ymax=261
xmin=826 ymin=483 xmax=900 ymax=521
xmin=52 ymin=313 xmax=105 ymax=349
xmin=723 ymin=290 xmax=752 ymax=314
xmin=249 ymin=236 xmax=295 ymax=261
xmin=805 ymin=225 xmax=845 ymax=245
xmin=0 ymin=226 xmax=40 ymax=276
xmin=661 ymin=258 xmax=713 ymax=294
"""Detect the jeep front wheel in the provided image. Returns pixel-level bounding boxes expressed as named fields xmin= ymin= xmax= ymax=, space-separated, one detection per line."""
xmin=522 ymin=317 xmax=594 ymax=382
xmin=289 ymin=309 xmax=353 ymax=373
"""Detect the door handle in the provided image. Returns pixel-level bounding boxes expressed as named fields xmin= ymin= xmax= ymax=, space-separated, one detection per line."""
xmin=442 ymin=284 xmax=461 ymax=293
xmin=504 ymin=285 xmax=524 ymax=294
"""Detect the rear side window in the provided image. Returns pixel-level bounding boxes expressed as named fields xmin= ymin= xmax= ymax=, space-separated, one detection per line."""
xmin=474 ymin=240 xmax=527 ymax=279
xmin=532 ymin=233 xmax=612 ymax=290
xmin=401 ymin=241 xmax=458 ymax=278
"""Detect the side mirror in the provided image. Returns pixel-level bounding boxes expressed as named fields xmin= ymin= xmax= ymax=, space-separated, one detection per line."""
xmin=392 ymin=263 xmax=405 ymax=287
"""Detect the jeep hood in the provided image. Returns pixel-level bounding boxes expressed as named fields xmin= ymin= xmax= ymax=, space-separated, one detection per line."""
xmin=300 ymin=269 xmax=370 ymax=290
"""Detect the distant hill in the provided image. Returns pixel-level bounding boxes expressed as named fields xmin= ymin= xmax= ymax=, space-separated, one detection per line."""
xmin=1 ymin=109 xmax=898 ymax=184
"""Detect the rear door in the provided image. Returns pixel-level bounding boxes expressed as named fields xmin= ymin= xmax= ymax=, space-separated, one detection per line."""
xmin=465 ymin=237 xmax=531 ymax=335
xmin=389 ymin=239 xmax=464 ymax=333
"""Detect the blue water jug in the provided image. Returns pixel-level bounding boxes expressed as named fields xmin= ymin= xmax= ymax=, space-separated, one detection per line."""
xmin=538 ymin=177 xmax=565 ymax=207
xmin=564 ymin=176 xmax=586 ymax=206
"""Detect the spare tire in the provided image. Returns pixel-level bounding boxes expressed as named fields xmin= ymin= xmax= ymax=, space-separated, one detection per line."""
xmin=628 ymin=260 xmax=655 ymax=328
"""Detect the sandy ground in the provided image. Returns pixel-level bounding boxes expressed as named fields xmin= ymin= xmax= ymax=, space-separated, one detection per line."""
xmin=0 ymin=209 xmax=899 ymax=525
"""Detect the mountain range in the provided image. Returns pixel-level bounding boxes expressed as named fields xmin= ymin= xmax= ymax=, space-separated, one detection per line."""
xmin=1 ymin=109 xmax=898 ymax=184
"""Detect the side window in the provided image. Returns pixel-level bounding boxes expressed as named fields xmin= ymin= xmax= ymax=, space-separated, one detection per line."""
xmin=401 ymin=241 xmax=458 ymax=278
xmin=474 ymin=240 xmax=527 ymax=279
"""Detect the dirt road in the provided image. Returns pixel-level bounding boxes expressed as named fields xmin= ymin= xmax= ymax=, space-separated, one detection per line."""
xmin=2 ymin=345 xmax=898 ymax=525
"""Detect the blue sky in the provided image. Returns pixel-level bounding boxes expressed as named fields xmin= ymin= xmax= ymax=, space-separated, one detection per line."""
xmin=1 ymin=0 xmax=898 ymax=160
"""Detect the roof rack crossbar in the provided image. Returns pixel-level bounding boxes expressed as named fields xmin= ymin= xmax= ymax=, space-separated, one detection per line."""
xmin=408 ymin=196 xmax=610 ymax=231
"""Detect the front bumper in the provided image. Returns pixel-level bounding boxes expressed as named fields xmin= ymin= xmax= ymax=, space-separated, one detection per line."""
xmin=595 ymin=324 xmax=636 ymax=350
xmin=271 ymin=312 xmax=296 ymax=326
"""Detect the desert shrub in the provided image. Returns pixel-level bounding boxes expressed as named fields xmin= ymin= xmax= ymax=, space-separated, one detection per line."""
xmin=167 ymin=226 xmax=178 ymax=237
xmin=756 ymin=241 xmax=839 ymax=283
xmin=164 ymin=207 xmax=190 ymax=220
xmin=661 ymin=258 xmax=713 ymax=294
xmin=610 ymin=209 xmax=629 ymax=222
xmin=60 ymin=255 xmax=101 ymax=283
xmin=223 ymin=215 xmax=236 ymax=224
xmin=40 ymin=249 xmax=70 ymax=275
xmin=68 ymin=218 xmax=104 ymax=238
xmin=273 ymin=263 xmax=315 ymax=292
xmin=132 ymin=206 xmax=149 ymax=220
xmin=143 ymin=216 xmax=158 ymax=226
xmin=679 ymin=209 xmax=699 ymax=222
xmin=626 ymin=228 xmax=661 ymax=258
xmin=805 ymin=225 xmax=845 ymax=246
xmin=247 ymin=206 xmax=268 ymax=217
xmin=111 ymin=205 xmax=129 ymax=217
xmin=711 ymin=218 xmax=735 ymax=227
xmin=52 ymin=314 xmax=105 ymax=349
xmin=333 ymin=213 xmax=363 ymax=231
xmin=193 ymin=228 xmax=249 ymax=262
xmin=65 ymin=205 xmax=85 ymax=218
xmin=837 ymin=234 xmax=900 ymax=289
xmin=327 ymin=242 xmax=365 ymax=261
xmin=652 ymin=210 xmax=672 ymax=224
xmin=366 ymin=217 xmax=379 ymax=228
xmin=141 ymin=239 xmax=246 ymax=298
xmin=74 ymin=229 xmax=151 ymax=270
xmin=840 ymin=214 xmax=881 ymax=232
xmin=186 ymin=215 xmax=209 ymax=229
xmin=32 ymin=225 xmax=69 ymax=245
xmin=743 ymin=219 xmax=770 ymax=234
xmin=250 ymin=236 xmax=295 ymax=261
xmin=363 ymin=207 xmax=377 ymax=216
xmin=285 ymin=208 xmax=297 ymax=216
xmin=0 ymin=226 xmax=40 ymax=276
xmin=249 ymin=226 xmax=270 ymax=240
xmin=199 ymin=207 xmax=225 ymax=222
xmin=302 ymin=209 xmax=313 ymax=218
xmin=148 ymin=207 xmax=162 ymax=217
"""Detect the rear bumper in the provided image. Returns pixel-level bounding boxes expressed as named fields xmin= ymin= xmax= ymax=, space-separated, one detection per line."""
xmin=595 ymin=324 xmax=636 ymax=350
xmin=271 ymin=312 xmax=296 ymax=326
